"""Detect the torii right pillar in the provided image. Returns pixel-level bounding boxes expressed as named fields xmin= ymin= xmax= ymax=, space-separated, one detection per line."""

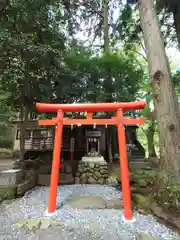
xmin=116 ymin=109 xmax=144 ymax=221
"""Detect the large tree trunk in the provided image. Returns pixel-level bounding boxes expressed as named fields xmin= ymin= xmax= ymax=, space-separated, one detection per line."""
xmin=103 ymin=0 xmax=113 ymax=102
xmin=172 ymin=3 xmax=180 ymax=52
xmin=103 ymin=0 xmax=113 ymax=162
xmin=138 ymin=0 xmax=180 ymax=182
xmin=19 ymin=104 xmax=25 ymax=163
xmin=103 ymin=0 xmax=109 ymax=54
xmin=147 ymin=121 xmax=156 ymax=158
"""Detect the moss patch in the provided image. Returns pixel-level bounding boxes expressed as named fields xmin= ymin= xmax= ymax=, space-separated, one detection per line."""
xmin=112 ymin=169 xmax=156 ymax=185
xmin=0 ymin=185 xmax=17 ymax=202
xmin=131 ymin=170 xmax=156 ymax=186
xmin=14 ymin=219 xmax=64 ymax=230
xmin=132 ymin=193 xmax=152 ymax=210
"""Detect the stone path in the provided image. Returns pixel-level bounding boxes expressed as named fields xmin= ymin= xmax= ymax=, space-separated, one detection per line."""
xmin=0 ymin=185 xmax=179 ymax=240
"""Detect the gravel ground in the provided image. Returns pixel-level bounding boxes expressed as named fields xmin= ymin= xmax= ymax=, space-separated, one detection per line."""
xmin=0 ymin=185 xmax=179 ymax=240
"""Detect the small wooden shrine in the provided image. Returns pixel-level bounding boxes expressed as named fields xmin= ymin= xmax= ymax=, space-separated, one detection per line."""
xmin=12 ymin=119 xmax=142 ymax=160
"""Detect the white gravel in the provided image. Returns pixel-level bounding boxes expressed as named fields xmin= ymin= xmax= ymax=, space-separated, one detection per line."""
xmin=0 ymin=185 xmax=179 ymax=240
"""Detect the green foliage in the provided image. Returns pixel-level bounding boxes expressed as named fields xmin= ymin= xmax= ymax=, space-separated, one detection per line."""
xmin=0 ymin=0 xmax=67 ymax=112
xmin=116 ymin=2 xmax=141 ymax=44
xmin=156 ymin=0 xmax=179 ymax=48
xmin=0 ymin=90 xmax=14 ymax=146
xmin=0 ymin=140 xmax=13 ymax=149
xmin=0 ymin=0 xmax=145 ymax=149
xmin=64 ymin=48 xmax=143 ymax=103
xmin=116 ymin=0 xmax=178 ymax=50
xmin=172 ymin=70 xmax=180 ymax=98
xmin=155 ymin=181 xmax=180 ymax=213
xmin=0 ymin=0 xmax=142 ymax=113
xmin=0 ymin=149 xmax=19 ymax=158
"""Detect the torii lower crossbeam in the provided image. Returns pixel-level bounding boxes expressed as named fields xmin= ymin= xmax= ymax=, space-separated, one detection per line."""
xmin=36 ymin=101 xmax=146 ymax=221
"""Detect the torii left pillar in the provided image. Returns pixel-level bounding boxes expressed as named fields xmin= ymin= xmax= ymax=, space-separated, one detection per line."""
xmin=48 ymin=110 xmax=63 ymax=213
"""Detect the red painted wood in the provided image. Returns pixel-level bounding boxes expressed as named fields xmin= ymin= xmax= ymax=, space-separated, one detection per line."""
xmin=36 ymin=101 xmax=146 ymax=113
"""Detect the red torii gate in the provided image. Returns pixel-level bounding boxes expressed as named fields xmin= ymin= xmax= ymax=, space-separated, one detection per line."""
xmin=36 ymin=101 xmax=146 ymax=221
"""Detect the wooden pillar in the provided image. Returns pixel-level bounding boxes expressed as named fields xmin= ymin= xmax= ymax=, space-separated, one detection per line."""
xmin=48 ymin=110 xmax=63 ymax=213
xmin=117 ymin=109 xmax=132 ymax=220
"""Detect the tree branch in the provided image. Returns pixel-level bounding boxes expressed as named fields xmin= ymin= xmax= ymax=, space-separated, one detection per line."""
xmin=139 ymin=38 xmax=147 ymax=58
xmin=0 ymin=0 xmax=10 ymax=19
xmin=83 ymin=1 xmax=103 ymax=19
xmin=130 ymin=48 xmax=148 ymax=62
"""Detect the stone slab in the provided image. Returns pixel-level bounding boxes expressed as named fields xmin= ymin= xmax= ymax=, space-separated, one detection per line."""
xmin=106 ymin=199 xmax=122 ymax=209
xmin=65 ymin=196 xmax=107 ymax=209
xmin=0 ymin=169 xmax=23 ymax=185
xmin=81 ymin=156 xmax=106 ymax=163
xmin=65 ymin=196 xmax=123 ymax=210
xmin=14 ymin=219 xmax=64 ymax=230
xmin=136 ymin=233 xmax=160 ymax=240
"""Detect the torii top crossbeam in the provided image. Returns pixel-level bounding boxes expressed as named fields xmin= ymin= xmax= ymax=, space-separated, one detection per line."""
xmin=36 ymin=101 xmax=146 ymax=113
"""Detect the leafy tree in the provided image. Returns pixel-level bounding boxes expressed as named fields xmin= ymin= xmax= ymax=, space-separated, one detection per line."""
xmin=0 ymin=0 xmax=68 ymax=160
xmin=156 ymin=0 xmax=180 ymax=51
xmin=0 ymin=90 xmax=15 ymax=148
xmin=0 ymin=0 xmax=145 ymax=164
xmin=115 ymin=0 xmax=179 ymax=54
xmin=172 ymin=70 xmax=180 ymax=99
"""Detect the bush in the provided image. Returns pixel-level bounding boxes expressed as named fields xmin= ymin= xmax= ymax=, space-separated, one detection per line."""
xmin=0 ymin=139 xmax=13 ymax=148
xmin=155 ymin=182 xmax=180 ymax=213
xmin=0 ymin=148 xmax=18 ymax=158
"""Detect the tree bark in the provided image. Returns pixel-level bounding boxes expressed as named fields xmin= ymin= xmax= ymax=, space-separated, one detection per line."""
xmin=172 ymin=3 xmax=180 ymax=52
xmin=19 ymin=104 xmax=25 ymax=162
xmin=138 ymin=0 xmax=180 ymax=182
xmin=147 ymin=121 xmax=156 ymax=158
xmin=103 ymin=0 xmax=109 ymax=53
xmin=103 ymin=0 xmax=113 ymax=162
xmin=103 ymin=0 xmax=113 ymax=102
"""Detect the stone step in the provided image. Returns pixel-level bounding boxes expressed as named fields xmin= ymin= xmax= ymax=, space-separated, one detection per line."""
xmin=132 ymin=150 xmax=144 ymax=154
xmin=129 ymin=158 xmax=146 ymax=163
xmin=129 ymin=162 xmax=150 ymax=169
xmin=131 ymin=150 xmax=144 ymax=154
xmin=131 ymin=154 xmax=145 ymax=159
xmin=131 ymin=154 xmax=145 ymax=158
